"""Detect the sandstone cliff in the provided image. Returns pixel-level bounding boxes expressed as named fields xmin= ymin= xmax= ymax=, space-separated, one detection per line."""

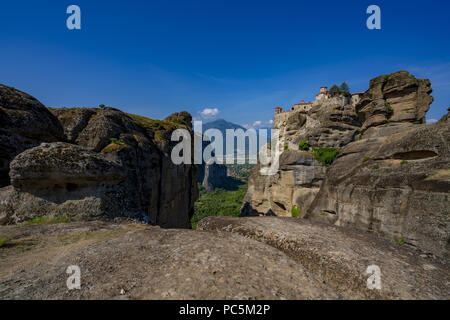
xmin=0 ymin=85 xmax=198 ymax=228
xmin=242 ymin=71 xmax=449 ymax=259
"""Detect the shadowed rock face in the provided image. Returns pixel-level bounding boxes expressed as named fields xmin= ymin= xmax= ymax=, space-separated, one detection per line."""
xmin=0 ymin=84 xmax=198 ymax=228
xmin=0 ymin=85 xmax=64 ymax=187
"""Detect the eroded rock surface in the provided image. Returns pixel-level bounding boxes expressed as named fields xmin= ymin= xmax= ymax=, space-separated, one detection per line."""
xmin=0 ymin=221 xmax=337 ymax=300
xmin=198 ymin=216 xmax=450 ymax=300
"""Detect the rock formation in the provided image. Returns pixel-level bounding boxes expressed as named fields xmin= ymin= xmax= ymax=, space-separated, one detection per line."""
xmin=0 ymin=85 xmax=64 ymax=187
xmin=198 ymin=162 xmax=228 ymax=192
xmin=0 ymin=84 xmax=198 ymax=228
xmin=242 ymin=71 xmax=449 ymax=259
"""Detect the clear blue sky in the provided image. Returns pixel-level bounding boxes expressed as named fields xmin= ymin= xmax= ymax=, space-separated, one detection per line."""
xmin=1 ymin=0 xmax=449 ymax=127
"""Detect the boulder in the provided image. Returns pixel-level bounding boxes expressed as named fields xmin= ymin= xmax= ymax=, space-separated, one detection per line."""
xmin=0 ymin=84 xmax=64 ymax=187
xmin=355 ymin=71 xmax=433 ymax=130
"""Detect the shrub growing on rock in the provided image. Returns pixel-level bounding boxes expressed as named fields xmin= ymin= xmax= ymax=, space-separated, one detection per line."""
xmin=312 ymin=148 xmax=339 ymax=167
xmin=291 ymin=205 xmax=300 ymax=218
xmin=298 ymin=139 xmax=310 ymax=151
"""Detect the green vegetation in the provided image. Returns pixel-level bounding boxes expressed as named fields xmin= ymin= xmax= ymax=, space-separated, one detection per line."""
xmin=126 ymin=113 xmax=185 ymax=143
xmin=320 ymin=211 xmax=328 ymax=216
xmin=385 ymin=103 xmax=394 ymax=117
xmin=400 ymin=160 xmax=408 ymax=165
xmin=383 ymin=75 xmax=390 ymax=82
xmin=291 ymin=205 xmax=300 ymax=218
xmin=361 ymin=156 xmax=372 ymax=164
xmin=356 ymin=134 xmax=363 ymax=141
xmin=226 ymin=163 xmax=254 ymax=181
xmin=99 ymin=104 xmax=106 ymax=109
xmin=312 ymin=148 xmax=340 ymax=167
xmin=0 ymin=236 xmax=8 ymax=248
xmin=339 ymin=82 xmax=350 ymax=95
xmin=298 ymin=139 xmax=310 ymax=151
xmin=329 ymin=82 xmax=350 ymax=97
xmin=329 ymin=84 xmax=341 ymax=97
xmin=412 ymin=120 xmax=421 ymax=125
xmin=110 ymin=138 xmax=125 ymax=145
xmin=191 ymin=183 xmax=248 ymax=229
xmin=23 ymin=216 xmax=70 ymax=226
xmin=372 ymin=164 xmax=380 ymax=170
xmin=284 ymin=145 xmax=289 ymax=151
xmin=394 ymin=236 xmax=405 ymax=245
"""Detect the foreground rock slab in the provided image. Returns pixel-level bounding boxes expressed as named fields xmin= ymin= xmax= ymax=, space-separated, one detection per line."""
xmin=198 ymin=216 xmax=450 ymax=300
xmin=0 ymin=221 xmax=337 ymax=299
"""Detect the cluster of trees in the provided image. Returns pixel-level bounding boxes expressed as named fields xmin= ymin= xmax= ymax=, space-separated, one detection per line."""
xmin=329 ymin=82 xmax=350 ymax=97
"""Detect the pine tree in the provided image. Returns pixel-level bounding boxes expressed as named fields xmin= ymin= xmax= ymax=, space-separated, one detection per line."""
xmin=329 ymin=84 xmax=340 ymax=97
xmin=340 ymin=82 xmax=350 ymax=94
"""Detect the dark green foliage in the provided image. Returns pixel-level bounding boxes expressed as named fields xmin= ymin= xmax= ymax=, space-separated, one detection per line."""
xmin=284 ymin=145 xmax=289 ymax=151
xmin=312 ymin=148 xmax=339 ymax=167
xmin=383 ymin=75 xmax=390 ymax=82
xmin=372 ymin=164 xmax=380 ymax=170
xmin=298 ymin=139 xmax=310 ymax=151
xmin=339 ymin=82 xmax=350 ymax=94
xmin=400 ymin=160 xmax=408 ymax=165
xmin=99 ymin=104 xmax=106 ymax=109
xmin=385 ymin=103 xmax=394 ymax=117
xmin=329 ymin=84 xmax=340 ymax=97
xmin=291 ymin=205 xmax=300 ymax=218
xmin=191 ymin=183 xmax=248 ymax=229
xmin=394 ymin=236 xmax=405 ymax=245
xmin=412 ymin=120 xmax=421 ymax=125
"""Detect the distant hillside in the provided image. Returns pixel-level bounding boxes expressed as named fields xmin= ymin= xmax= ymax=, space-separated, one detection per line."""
xmin=199 ymin=119 xmax=271 ymax=162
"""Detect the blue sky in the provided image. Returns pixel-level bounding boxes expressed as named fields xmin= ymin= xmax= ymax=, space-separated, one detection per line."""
xmin=1 ymin=0 xmax=449 ymax=127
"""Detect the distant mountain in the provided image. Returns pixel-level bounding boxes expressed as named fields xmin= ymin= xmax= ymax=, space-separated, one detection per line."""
xmin=199 ymin=119 xmax=271 ymax=161
xmin=202 ymin=119 xmax=246 ymax=134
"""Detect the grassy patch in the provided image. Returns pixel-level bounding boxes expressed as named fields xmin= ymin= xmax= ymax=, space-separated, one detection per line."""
xmin=385 ymin=103 xmax=394 ymax=118
xmin=291 ymin=205 xmax=300 ymax=218
xmin=0 ymin=236 xmax=8 ymax=248
xmin=23 ymin=216 xmax=70 ymax=226
xmin=361 ymin=156 xmax=372 ymax=164
xmin=192 ymin=183 xmax=248 ymax=229
xmin=127 ymin=113 xmax=185 ymax=143
xmin=313 ymin=148 xmax=340 ymax=167
xmin=412 ymin=120 xmax=421 ymax=125
xmin=320 ymin=211 xmax=328 ymax=216
xmin=298 ymin=139 xmax=310 ymax=151
xmin=394 ymin=236 xmax=405 ymax=245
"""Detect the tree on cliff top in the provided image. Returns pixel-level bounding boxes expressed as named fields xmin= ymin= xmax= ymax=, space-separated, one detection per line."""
xmin=329 ymin=85 xmax=340 ymax=97
xmin=340 ymin=82 xmax=350 ymax=94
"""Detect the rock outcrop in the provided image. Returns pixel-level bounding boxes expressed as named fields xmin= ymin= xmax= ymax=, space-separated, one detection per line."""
xmin=306 ymin=121 xmax=450 ymax=259
xmin=199 ymin=162 xmax=228 ymax=192
xmin=0 ymin=85 xmax=64 ymax=187
xmin=355 ymin=71 xmax=433 ymax=130
xmin=242 ymin=71 xmax=449 ymax=259
xmin=0 ymin=84 xmax=198 ymax=228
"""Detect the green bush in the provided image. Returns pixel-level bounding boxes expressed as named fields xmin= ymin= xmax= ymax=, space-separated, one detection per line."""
xmin=291 ymin=205 xmax=300 ymax=218
xmin=284 ymin=145 xmax=289 ymax=151
xmin=298 ymin=139 xmax=310 ymax=151
xmin=412 ymin=120 xmax=421 ymax=125
xmin=0 ymin=236 xmax=8 ymax=248
xmin=385 ymin=103 xmax=394 ymax=117
xmin=400 ymin=160 xmax=408 ymax=165
xmin=394 ymin=236 xmax=405 ymax=245
xmin=110 ymin=138 xmax=125 ymax=145
xmin=313 ymin=148 xmax=339 ymax=167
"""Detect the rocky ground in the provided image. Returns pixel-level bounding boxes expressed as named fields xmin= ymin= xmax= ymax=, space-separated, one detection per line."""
xmin=0 ymin=217 xmax=448 ymax=299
